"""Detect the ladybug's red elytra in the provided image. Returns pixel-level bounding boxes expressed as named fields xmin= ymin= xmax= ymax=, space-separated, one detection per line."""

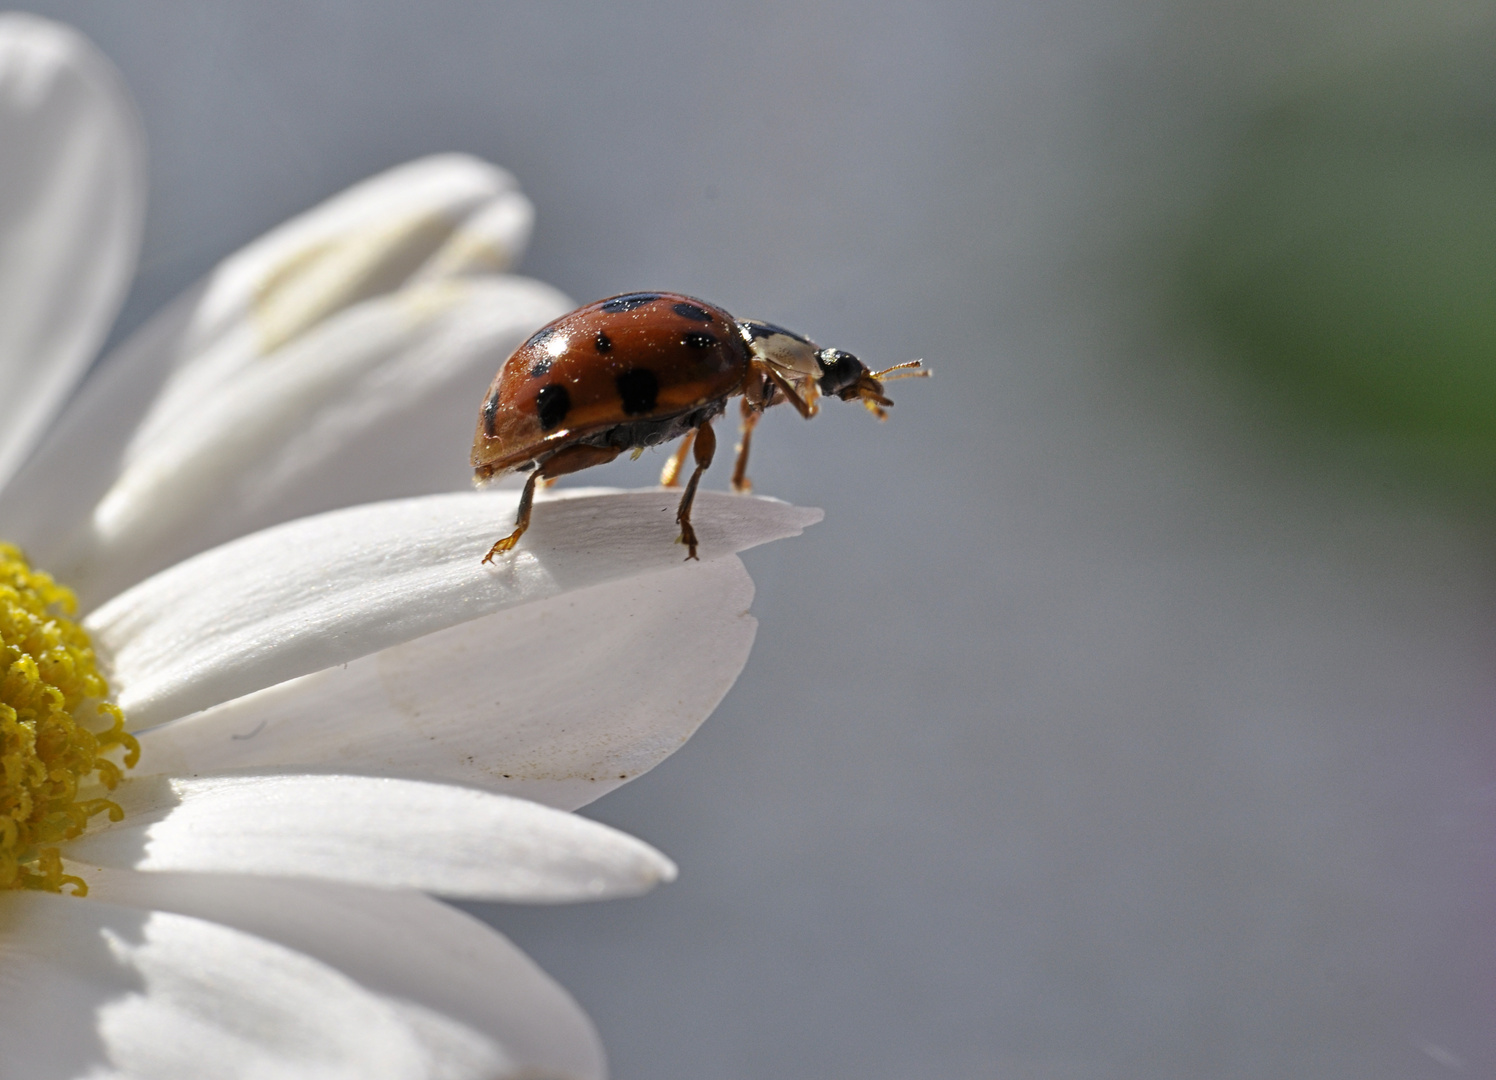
xmin=472 ymin=291 xmax=926 ymax=561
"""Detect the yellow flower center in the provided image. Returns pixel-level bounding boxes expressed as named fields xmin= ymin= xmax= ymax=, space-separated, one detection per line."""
xmin=0 ymin=543 xmax=138 ymax=896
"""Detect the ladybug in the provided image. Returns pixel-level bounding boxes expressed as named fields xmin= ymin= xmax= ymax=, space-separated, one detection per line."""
xmin=472 ymin=291 xmax=926 ymax=561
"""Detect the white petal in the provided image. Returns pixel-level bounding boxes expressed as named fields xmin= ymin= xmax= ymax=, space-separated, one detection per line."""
xmin=409 ymin=192 xmax=537 ymax=284
xmin=0 ymin=15 xmax=144 ymax=492
xmin=67 ymin=274 xmax=568 ymax=604
xmin=139 ymin=555 xmax=757 ymax=810
xmin=0 ymin=155 xmax=540 ymax=592
xmin=0 ymin=891 xmax=429 ymax=1079
xmin=64 ymin=772 xmax=677 ymax=901
xmin=85 ymin=871 xmax=606 ymax=1080
xmin=88 ymin=488 xmax=820 ymax=729
xmin=136 ymin=153 xmax=533 ymax=438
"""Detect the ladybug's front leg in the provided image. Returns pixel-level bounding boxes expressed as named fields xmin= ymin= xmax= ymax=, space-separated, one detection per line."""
xmin=674 ymin=420 xmax=717 ymax=560
xmin=761 ymin=365 xmax=817 ymax=419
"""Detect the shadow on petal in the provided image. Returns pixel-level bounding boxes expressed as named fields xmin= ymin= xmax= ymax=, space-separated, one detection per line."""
xmin=0 ymin=892 xmax=147 ymax=1078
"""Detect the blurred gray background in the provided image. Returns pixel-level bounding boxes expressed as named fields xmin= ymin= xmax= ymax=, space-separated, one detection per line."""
xmin=25 ymin=1 xmax=1496 ymax=1077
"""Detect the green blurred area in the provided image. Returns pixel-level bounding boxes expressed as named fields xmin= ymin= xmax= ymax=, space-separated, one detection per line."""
xmin=1182 ymin=33 xmax=1496 ymax=492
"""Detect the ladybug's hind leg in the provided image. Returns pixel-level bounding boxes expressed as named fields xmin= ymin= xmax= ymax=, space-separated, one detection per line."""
xmin=674 ymin=420 xmax=717 ymax=560
xmin=482 ymin=444 xmax=621 ymax=562
xmin=484 ymin=468 xmax=542 ymax=562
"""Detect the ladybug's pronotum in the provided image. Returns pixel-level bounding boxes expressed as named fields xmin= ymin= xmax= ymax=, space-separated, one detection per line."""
xmin=472 ymin=291 xmax=926 ymax=561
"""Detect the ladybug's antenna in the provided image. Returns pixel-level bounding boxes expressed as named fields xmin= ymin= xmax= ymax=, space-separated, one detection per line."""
xmin=871 ymin=359 xmax=929 ymax=382
xmin=844 ymin=359 xmax=929 ymax=419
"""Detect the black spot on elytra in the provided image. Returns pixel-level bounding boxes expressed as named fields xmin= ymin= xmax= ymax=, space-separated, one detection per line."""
xmin=535 ymin=385 xmax=571 ymax=430
xmin=683 ymin=331 xmax=718 ymax=350
xmin=525 ymin=326 xmax=556 ymax=349
xmin=600 ymin=292 xmax=661 ymax=313
xmin=482 ymin=392 xmax=499 ymax=436
xmin=672 ymin=301 xmax=713 ymax=323
xmin=616 ymin=368 xmax=659 ymax=415
xmin=529 ymin=358 xmax=552 ymax=378
xmin=595 ymin=330 xmax=612 ymax=353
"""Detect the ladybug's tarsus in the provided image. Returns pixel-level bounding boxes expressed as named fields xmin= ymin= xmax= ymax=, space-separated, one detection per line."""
xmin=675 ymin=421 xmax=716 ymax=560
xmin=470 ymin=292 xmax=926 ymax=561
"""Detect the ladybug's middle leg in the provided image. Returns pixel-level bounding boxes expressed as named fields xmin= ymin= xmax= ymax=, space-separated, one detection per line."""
xmin=659 ymin=429 xmax=696 ymax=488
xmin=674 ymin=420 xmax=717 ymax=561
xmin=730 ymin=398 xmax=760 ymax=493
xmin=482 ymin=444 xmax=620 ymax=562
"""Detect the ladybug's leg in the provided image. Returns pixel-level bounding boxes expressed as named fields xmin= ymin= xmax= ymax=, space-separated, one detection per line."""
xmin=761 ymin=365 xmax=817 ymax=419
xmin=483 ymin=468 xmax=542 ymax=563
xmin=674 ymin=420 xmax=717 ymax=560
xmin=482 ymin=444 xmax=620 ymax=562
xmin=659 ymin=429 xmax=697 ymax=488
xmin=730 ymin=398 xmax=760 ymax=493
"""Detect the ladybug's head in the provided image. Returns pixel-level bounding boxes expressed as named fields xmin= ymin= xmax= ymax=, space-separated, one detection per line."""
xmin=816 ymin=349 xmax=928 ymax=420
xmin=814 ymin=350 xmax=867 ymax=397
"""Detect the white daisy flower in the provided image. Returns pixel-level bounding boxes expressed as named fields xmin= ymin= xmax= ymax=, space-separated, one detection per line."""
xmin=0 ymin=14 xmax=819 ymax=1078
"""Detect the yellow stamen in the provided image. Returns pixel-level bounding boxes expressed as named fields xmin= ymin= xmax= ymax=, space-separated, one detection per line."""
xmin=0 ymin=543 xmax=137 ymax=896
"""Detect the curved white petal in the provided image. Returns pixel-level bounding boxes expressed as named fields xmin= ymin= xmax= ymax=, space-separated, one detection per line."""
xmin=68 ymin=274 xmax=568 ymax=603
xmin=87 ymin=488 xmax=820 ymax=729
xmin=139 ymin=555 xmax=757 ymax=810
xmin=0 ymin=14 xmax=144 ymax=492
xmin=135 ymin=153 xmax=533 ymax=439
xmin=0 ymin=891 xmax=430 ymax=1079
xmin=0 ymin=155 xmax=541 ymax=593
xmin=64 ymin=772 xmax=677 ymax=901
xmin=86 ymin=871 xmax=606 ymax=1080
